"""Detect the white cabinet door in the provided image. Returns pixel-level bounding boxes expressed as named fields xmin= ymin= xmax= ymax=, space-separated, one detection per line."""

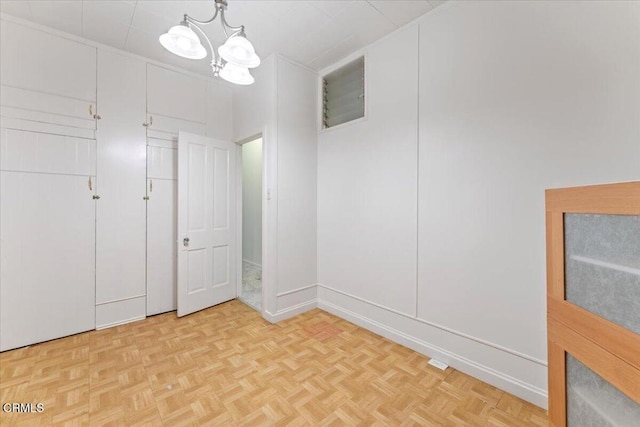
xmin=177 ymin=132 xmax=236 ymax=317
xmin=0 ymin=20 xmax=96 ymax=102
xmin=0 ymin=172 xmax=96 ymax=351
xmin=95 ymin=51 xmax=147 ymax=328
xmin=146 ymin=65 xmax=207 ymax=124
xmin=147 ymin=178 xmax=177 ymax=315
xmin=146 ymin=137 xmax=177 ymax=315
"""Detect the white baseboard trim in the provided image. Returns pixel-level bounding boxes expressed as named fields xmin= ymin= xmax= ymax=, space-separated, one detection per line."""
xmin=96 ymin=295 xmax=146 ymax=330
xmin=317 ymin=292 xmax=548 ymax=409
xmin=96 ymin=315 xmax=146 ymax=330
xmin=276 ymin=283 xmax=317 ymax=297
xmin=276 ymin=284 xmax=317 ymax=312
xmin=263 ymin=299 xmax=317 ymax=323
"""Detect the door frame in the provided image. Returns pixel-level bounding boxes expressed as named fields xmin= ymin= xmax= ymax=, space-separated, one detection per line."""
xmin=235 ymin=130 xmax=275 ymax=316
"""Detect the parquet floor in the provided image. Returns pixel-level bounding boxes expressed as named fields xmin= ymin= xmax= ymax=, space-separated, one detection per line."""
xmin=0 ymin=300 xmax=548 ymax=426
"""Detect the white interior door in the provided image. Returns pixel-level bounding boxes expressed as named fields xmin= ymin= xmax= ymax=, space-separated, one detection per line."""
xmin=177 ymin=131 xmax=236 ymax=316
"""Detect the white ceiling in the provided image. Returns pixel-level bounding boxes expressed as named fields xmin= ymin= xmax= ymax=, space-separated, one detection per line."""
xmin=0 ymin=0 xmax=445 ymax=76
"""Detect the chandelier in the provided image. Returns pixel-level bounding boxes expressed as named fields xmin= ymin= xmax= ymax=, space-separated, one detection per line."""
xmin=159 ymin=0 xmax=260 ymax=85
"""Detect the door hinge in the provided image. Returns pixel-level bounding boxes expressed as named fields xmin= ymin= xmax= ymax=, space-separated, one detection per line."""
xmin=92 ymin=195 xmax=101 ymax=200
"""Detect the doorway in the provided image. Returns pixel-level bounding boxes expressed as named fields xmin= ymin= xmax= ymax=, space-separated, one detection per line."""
xmin=239 ymin=137 xmax=263 ymax=311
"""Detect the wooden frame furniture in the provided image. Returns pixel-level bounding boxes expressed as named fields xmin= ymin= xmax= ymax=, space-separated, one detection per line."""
xmin=546 ymin=181 xmax=640 ymax=426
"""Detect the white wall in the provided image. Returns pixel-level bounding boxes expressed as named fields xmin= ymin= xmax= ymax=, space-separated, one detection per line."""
xmin=275 ymin=59 xmax=318 ymax=300
xmin=233 ymin=55 xmax=275 ymax=143
xmin=317 ymin=0 xmax=640 ymax=408
xmin=234 ymin=55 xmax=318 ymax=321
xmin=318 ymin=25 xmax=419 ymax=315
xmin=242 ymin=138 xmax=263 ymax=266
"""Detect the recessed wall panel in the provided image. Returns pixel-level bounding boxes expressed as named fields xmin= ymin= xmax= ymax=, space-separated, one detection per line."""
xmin=1 ymin=128 xmax=96 ymax=175
xmin=213 ymin=148 xmax=229 ymax=230
xmin=213 ymin=246 xmax=229 ymax=288
xmin=188 ymin=143 xmax=206 ymax=231
xmin=147 ymin=145 xmax=176 ymax=180
xmin=187 ymin=249 xmax=206 ymax=294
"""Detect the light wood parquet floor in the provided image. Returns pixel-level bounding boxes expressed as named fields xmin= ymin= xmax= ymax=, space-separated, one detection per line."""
xmin=0 ymin=300 xmax=548 ymax=426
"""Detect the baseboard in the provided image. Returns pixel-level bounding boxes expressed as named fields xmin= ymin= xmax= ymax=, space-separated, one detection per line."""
xmin=276 ymin=284 xmax=317 ymax=312
xmin=96 ymin=295 xmax=146 ymax=329
xmin=263 ymin=299 xmax=317 ymax=323
xmin=96 ymin=315 xmax=146 ymax=330
xmin=317 ymin=286 xmax=548 ymax=409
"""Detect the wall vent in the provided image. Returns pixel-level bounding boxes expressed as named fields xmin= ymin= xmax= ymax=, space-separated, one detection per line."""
xmin=322 ymin=57 xmax=365 ymax=129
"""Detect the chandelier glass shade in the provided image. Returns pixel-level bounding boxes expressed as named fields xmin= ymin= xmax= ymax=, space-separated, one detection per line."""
xmin=218 ymin=34 xmax=260 ymax=68
xmin=219 ymin=62 xmax=255 ymax=85
xmin=159 ymin=0 xmax=259 ymax=85
xmin=159 ymin=23 xmax=207 ymax=60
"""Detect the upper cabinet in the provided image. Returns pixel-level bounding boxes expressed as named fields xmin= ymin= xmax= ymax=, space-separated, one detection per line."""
xmin=146 ymin=64 xmax=208 ymax=129
xmin=0 ymin=20 xmax=96 ymax=102
xmin=1 ymin=21 xmax=97 ymax=140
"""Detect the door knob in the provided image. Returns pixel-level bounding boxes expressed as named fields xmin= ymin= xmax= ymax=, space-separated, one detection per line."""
xmin=183 ymin=237 xmax=190 ymax=247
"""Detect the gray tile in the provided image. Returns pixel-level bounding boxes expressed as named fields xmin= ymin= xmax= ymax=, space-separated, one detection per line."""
xmin=239 ymin=261 xmax=262 ymax=312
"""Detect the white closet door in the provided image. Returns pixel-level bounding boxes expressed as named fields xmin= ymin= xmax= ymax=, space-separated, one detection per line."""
xmin=0 ymin=21 xmax=98 ymax=350
xmin=147 ymin=178 xmax=177 ymax=315
xmin=177 ymin=132 xmax=236 ymax=317
xmin=146 ymin=137 xmax=177 ymax=315
xmin=95 ymin=50 xmax=147 ymax=328
xmin=0 ymin=172 xmax=96 ymax=351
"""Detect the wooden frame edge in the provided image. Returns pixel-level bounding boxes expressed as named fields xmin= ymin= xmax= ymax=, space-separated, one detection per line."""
xmin=545 ymin=181 xmax=640 ymax=214
xmin=548 ymin=298 xmax=640 ymax=370
xmin=548 ymin=318 xmax=640 ymax=403
xmin=547 ymin=341 xmax=566 ymax=427
xmin=545 ymin=212 xmax=565 ymax=301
